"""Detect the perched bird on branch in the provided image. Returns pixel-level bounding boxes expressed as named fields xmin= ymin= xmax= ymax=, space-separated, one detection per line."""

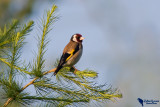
xmin=53 ymin=33 xmax=85 ymax=76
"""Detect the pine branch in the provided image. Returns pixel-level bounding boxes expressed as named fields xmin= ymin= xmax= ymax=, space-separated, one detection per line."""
xmin=0 ymin=20 xmax=34 ymax=76
xmin=55 ymin=68 xmax=122 ymax=102
xmin=1 ymin=19 xmax=19 ymax=37
xmin=0 ymin=14 xmax=34 ymax=107
xmin=32 ymin=5 xmax=57 ymax=77
xmin=0 ymin=20 xmax=19 ymax=56
xmin=3 ymin=68 xmax=56 ymax=107
xmin=22 ymin=68 xmax=56 ymax=91
xmin=9 ymin=32 xmax=20 ymax=83
xmin=3 ymin=5 xmax=57 ymax=106
xmin=20 ymin=96 xmax=89 ymax=103
xmin=0 ymin=77 xmax=29 ymax=107
xmin=33 ymin=82 xmax=88 ymax=97
xmin=3 ymin=98 xmax=13 ymax=107
xmin=0 ymin=58 xmax=31 ymax=74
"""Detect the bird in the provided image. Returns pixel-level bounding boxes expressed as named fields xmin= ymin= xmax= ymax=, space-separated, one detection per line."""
xmin=137 ymin=98 xmax=143 ymax=107
xmin=53 ymin=33 xmax=85 ymax=76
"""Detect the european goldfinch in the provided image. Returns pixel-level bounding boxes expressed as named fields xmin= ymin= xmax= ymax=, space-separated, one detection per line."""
xmin=54 ymin=33 xmax=85 ymax=75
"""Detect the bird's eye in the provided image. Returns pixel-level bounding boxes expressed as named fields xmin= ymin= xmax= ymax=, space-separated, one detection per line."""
xmin=77 ymin=37 xmax=80 ymax=40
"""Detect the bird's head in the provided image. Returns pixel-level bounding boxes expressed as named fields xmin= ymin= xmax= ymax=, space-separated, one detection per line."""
xmin=71 ymin=33 xmax=85 ymax=43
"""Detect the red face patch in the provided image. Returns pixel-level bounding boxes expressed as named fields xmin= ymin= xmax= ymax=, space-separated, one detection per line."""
xmin=75 ymin=34 xmax=83 ymax=42
xmin=76 ymin=33 xmax=82 ymax=37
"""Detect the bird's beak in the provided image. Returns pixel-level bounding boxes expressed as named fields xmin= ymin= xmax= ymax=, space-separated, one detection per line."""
xmin=80 ymin=37 xmax=85 ymax=40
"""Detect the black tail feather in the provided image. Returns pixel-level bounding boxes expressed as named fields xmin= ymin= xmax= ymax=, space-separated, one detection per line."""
xmin=53 ymin=66 xmax=63 ymax=76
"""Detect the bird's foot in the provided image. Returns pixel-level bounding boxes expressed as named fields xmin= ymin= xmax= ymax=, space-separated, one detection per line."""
xmin=71 ymin=66 xmax=79 ymax=74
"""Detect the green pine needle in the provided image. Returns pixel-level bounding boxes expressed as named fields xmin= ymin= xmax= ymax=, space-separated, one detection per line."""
xmin=32 ymin=5 xmax=57 ymax=77
xmin=75 ymin=69 xmax=98 ymax=78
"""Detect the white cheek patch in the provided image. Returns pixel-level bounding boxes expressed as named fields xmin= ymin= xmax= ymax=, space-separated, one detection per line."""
xmin=73 ymin=35 xmax=78 ymax=42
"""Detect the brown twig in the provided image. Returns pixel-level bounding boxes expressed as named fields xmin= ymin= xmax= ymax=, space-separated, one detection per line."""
xmin=3 ymin=68 xmax=57 ymax=107
xmin=3 ymin=98 xmax=13 ymax=107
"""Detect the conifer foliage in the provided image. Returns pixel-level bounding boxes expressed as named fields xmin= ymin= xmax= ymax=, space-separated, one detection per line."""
xmin=0 ymin=5 xmax=122 ymax=107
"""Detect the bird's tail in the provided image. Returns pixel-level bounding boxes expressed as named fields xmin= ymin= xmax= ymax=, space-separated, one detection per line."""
xmin=53 ymin=65 xmax=63 ymax=76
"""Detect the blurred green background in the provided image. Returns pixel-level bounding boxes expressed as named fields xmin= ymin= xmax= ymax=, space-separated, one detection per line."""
xmin=0 ymin=0 xmax=160 ymax=107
